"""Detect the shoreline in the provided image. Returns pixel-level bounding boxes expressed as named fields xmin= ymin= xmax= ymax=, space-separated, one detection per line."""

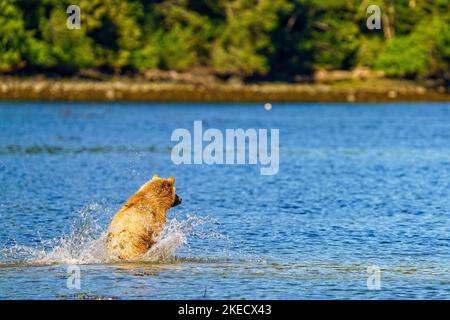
xmin=0 ymin=78 xmax=448 ymax=103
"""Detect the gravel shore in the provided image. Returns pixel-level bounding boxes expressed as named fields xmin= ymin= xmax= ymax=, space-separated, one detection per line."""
xmin=0 ymin=79 xmax=448 ymax=102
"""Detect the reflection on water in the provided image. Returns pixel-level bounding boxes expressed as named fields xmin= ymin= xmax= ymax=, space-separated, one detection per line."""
xmin=1 ymin=102 xmax=450 ymax=299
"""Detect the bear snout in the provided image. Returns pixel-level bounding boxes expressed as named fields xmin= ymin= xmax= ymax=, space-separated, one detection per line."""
xmin=172 ymin=194 xmax=182 ymax=207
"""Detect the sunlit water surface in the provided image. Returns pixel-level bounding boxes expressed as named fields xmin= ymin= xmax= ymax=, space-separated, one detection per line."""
xmin=1 ymin=102 xmax=450 ymax=299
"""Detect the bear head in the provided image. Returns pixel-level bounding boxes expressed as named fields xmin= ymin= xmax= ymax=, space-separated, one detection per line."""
xmin=148 ymin=174 xmax=182 ymax=208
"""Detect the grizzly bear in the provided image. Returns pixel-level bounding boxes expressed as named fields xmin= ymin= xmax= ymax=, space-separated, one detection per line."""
xmin=106 ymin=175 xmax=182 ymax=260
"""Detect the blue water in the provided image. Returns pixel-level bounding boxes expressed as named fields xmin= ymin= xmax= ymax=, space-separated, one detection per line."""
xmin=1 ymin=102 xmax=450 ymax=299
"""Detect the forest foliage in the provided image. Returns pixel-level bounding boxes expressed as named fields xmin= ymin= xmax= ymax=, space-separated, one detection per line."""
xmin=0 ymin=0 xmax=449 ymax=81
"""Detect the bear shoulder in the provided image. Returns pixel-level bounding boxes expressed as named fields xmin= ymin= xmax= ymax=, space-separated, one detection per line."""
xmin=124 ymin=190 xmax=147 ymax=209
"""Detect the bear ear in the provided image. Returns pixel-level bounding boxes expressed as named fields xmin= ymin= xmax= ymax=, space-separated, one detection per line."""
xmin=152 ymin=174 xmax=160 ymax=180
xmin=168 ymin=176 xmax=175 ymax=184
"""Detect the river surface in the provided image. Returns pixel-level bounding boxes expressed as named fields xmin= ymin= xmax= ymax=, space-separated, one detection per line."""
xmin=1 ymin=102 xmax=450 ymax=299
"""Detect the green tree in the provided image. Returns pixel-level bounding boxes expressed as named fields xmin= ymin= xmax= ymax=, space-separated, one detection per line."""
xmin=211 ymin=0 xmax=292 ymax=75
xmin=0 ymin=0 xmax=448 ymax=81
xmin=79 ymin=0 xmax=142 ymax=71
xmin=375 ymin=14 xmax=449 ymax=78
xmin=302 ymin=0 xmax=360 ymax=70
xmin=35 ymin=7 xmax=95 ymax=72
xmin=0 ymin=0 xmax=29 ymax=72
xmin=132 ymin=0 xmax=219 ymax=71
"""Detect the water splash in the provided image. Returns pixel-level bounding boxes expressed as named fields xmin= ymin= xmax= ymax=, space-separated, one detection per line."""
xmin=142 ymin=214 xmax=228 ymax=262
xmin=0 ymin=204 xmax=225 ymax=267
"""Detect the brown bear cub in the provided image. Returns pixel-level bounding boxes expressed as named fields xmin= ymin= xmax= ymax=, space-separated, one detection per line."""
xmin=106 ymin=175 xmax=182 ymax=260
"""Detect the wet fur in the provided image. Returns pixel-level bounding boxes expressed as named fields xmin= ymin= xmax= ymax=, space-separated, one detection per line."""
xmin=106 ymin=175 xmax=178 ymax=260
